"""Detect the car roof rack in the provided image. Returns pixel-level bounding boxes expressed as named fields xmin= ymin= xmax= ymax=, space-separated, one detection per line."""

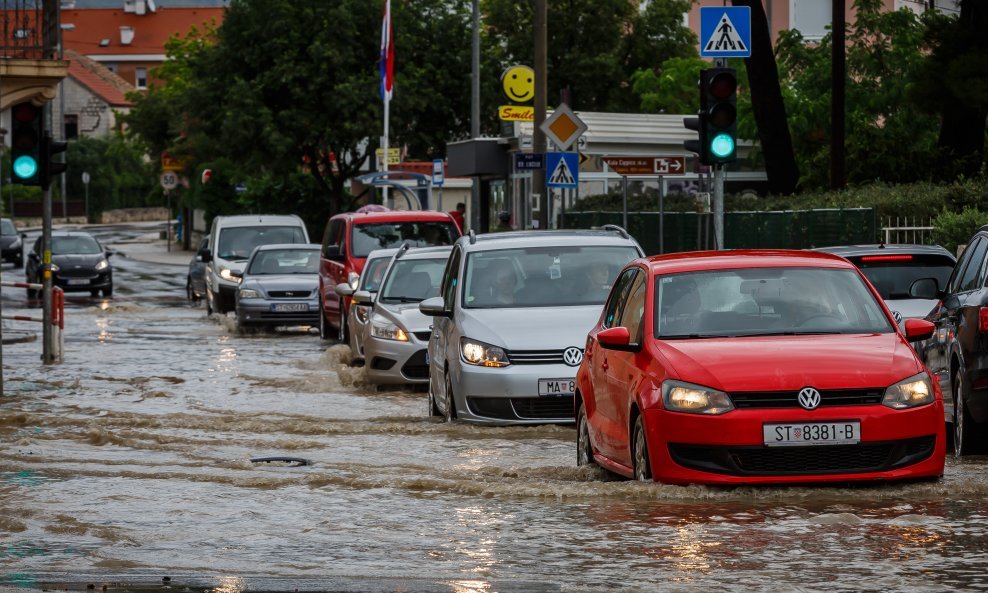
xmin=468 ymin=229 xmax=477 ymax=244
xmin=593 ymin=224 xmax=630 ymax=239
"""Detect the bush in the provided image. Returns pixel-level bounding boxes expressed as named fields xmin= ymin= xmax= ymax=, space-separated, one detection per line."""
xmin=932 ymin=207 xmax=988 ymax=255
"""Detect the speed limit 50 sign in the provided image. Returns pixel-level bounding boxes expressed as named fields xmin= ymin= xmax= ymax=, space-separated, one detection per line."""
xmin=160 ymin=171 xmax=179 ymax=190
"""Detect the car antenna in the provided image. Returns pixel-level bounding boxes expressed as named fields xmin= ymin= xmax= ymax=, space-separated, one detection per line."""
xmin=468 ymin=229 xmax=477 ymax=244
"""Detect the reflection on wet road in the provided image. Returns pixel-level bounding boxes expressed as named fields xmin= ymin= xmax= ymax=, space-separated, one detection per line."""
xmin=1 ymin=225 xmax=988 ymax=592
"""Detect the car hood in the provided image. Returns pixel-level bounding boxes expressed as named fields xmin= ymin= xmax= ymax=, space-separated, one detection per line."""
xmin=374 ymin=301 xmax=432 ymax=333
xmin=243 ymin=274 xmax=319 ymax=294
xmin=0 ymin=236 xmax=19 ymax=248
xmin=655 ymin=333 xmax=923 ymax=392
xmin=52 ymin=253 xmax=105 ymax=267
xmin=885 ymin=298 xmax=938 ymax=321
xmin=459 ymin=305 xmax=601 ymax=350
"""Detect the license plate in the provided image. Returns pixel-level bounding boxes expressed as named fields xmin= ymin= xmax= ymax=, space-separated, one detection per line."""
xmin=66 ymin=279 xmax=89 ymax=286
xmin=271 ymin=303 xmax=308 ymax=312
xmin=538 ymin=378 xmax=575 ymax=397
xmin=763 ymin=421 xmax=860 ymax=446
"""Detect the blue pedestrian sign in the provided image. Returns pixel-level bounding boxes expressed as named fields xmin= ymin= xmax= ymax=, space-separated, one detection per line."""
xmin=545 ymin=152 xmax=578 ymax=189
xmin=700 ymin=6 xmax=751 ymax=58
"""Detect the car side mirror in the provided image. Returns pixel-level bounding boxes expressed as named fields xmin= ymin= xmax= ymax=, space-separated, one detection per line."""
xmin=597 ymin=326 xmax=640 ymax=352
xmin=909 ymin=277 xmax=940 ymax=300
xmin=419 ymin=296 xmax=450 ymax=317
xmin=105 ymin=250 xmax=114 ymax=258
xmin=334 ymin=282 xmax=355 ymax=297
xmin=20 ymin=233 xmax=27 ymax=239
xmin=323 ymin=244 xmax=345 ymax=262
xmin=201 ymin=249 xmax=212 ymax=263
xmin=904 ymin=318 xmax=935 ymax=342
xmin=352 ymin=290 xmax=375 ymax=305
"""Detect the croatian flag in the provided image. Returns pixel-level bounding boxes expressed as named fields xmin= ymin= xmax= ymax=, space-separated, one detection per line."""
xmin=380 ymin=0 xmax=394 ymax=101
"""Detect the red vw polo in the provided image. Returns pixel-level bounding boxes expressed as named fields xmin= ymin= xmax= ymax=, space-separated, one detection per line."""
xmin=575 ymin=250 xmax=946 ymax=485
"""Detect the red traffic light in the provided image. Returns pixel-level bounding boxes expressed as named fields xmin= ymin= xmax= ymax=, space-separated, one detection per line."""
xmin=708 ymin=71 xmax=737 ymax=100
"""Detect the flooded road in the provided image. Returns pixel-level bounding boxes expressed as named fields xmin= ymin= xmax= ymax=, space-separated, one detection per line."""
xmin=2 ymin=224 xmax=988 ymax=592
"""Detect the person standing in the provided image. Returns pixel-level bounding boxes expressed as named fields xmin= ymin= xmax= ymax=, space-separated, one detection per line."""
xmin=449 ymin=202 xmax=466 ymax=233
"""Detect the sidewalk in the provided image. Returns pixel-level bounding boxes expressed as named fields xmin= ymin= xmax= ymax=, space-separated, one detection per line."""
xmin=108 ymin=232 xmax=194 ymax=267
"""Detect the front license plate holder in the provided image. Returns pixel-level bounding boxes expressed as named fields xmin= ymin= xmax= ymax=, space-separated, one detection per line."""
xmin=763 ymin=421 xmax=861 ymax=446
xmin=538 ymin=378 xmax=575 ymax=397
xmin=272 ymin=303 xmax=308 ymax=312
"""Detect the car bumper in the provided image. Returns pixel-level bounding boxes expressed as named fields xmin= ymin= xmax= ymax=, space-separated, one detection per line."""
xmin=365 ymin=336 xmax=430 ymax=385
xmin=641 ymin=402 xmax=946 ymax=485
xmin=1 ymin=246 xmax=22 ymax=262
xmin=236 ymin=298 xmax=320 ymax=327
xmin=451 ymin=362 xmax=577 ymax=425
xmin=53 ymin=272 xmax=112 ymax=292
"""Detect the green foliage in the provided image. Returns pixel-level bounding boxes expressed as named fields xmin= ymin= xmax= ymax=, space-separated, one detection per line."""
xmin=932 ymin=207 xmax=988 ymax=254
xmin=63 ymin=136 xmax=155 ymax=221
xmin=631 ymin=56 xmax=709 ymax=114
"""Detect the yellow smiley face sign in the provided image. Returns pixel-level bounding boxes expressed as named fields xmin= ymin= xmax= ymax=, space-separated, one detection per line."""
xmin=501 ymin=65 xmax=535 ymax=104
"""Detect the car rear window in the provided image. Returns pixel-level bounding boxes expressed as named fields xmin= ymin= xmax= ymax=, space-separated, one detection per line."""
xmin=351 ymin=222 xmax=459 ymax=257
xmin=848 ymin=254 xmax=956 ymax=299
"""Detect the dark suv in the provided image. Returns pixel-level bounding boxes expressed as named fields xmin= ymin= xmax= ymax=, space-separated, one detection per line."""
xmin=916 ymin=229 xmax=988 ymax=455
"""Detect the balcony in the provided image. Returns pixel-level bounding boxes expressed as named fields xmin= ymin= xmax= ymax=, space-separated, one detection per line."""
xmin=0 ymin=0 xmax=69 ymax=110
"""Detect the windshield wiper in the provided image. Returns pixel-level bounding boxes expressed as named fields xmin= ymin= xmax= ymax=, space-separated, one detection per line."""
xmin=743 ymin=330 xmax=845 ymax=336
xmin=660 ymin=333 xmax=724 ymax=339
xmin=383 ymin=296 xmax=423 ymax=303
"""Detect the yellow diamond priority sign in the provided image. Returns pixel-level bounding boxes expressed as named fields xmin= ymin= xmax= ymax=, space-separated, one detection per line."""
xmin=539 ymin=104 xmax=587 ymax=151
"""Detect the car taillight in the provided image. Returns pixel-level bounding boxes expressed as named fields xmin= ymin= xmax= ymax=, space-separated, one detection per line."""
xmin=980 ymin=307 xmax=988 ymax=332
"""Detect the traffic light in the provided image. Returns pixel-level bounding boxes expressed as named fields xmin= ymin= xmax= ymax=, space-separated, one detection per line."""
xmin=10 ymin=102 xmax=44 ymax=185
xmin=42 ymin=132 xmax=68 ymax=186
xmin=683 ymin=115 xmax=706 ymax=163
xmin=701 ymin=67 xmax=738 ymax=164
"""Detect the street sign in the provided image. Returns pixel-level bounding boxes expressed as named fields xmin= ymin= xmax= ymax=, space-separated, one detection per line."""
xmin=545 ymin=152 xmax=578 ymax=188
xmin=514 ymin=153 xmax=544 ymax=171
xmin=160 ymin=171 xmax=178 ymax=190
xmin=161 ymin=152 xmax=183 ymax=172
xmin=540 ymin=104 xmax=587 ymax=151
xmin=602 ymin=156 xmax=686 ymax=176
xmin=81 ymin=171 xmax=90 ymax=185
xmin=700 ymin=6 xmax=751 ymax=58
xmin=499 ymin=105 xmax=534 ymax=121
xmin=375 ymin=148 xmax=401 ymax=166
xmin=432 ymin=159 xmax=445 ymax=186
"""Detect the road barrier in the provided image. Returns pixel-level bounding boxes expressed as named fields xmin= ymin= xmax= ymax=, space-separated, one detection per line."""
xmin=1 ymin=281 xmax=63 ymax=362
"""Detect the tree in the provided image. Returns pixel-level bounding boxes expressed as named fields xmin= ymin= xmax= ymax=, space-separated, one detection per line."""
xmin=631 ymin=56 xmax=709 ymax=115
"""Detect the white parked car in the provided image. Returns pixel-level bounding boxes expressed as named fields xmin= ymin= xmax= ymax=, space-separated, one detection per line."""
xmin=334 ymin=248 xmax=398 ymax=362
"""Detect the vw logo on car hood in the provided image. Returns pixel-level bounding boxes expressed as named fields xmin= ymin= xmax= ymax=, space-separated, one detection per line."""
xmin=563 ymin=347 xmax=584 ymax=367
xmin=798 ymin=387 xmax=822 ymax=410
xmin=892 ymin=310 xmax=903 ymax=324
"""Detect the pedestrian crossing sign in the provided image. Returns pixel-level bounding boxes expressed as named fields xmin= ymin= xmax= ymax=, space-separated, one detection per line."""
xmin=545 ymin=152 xmax=578 ymax=188
xmin=700 ymin=6 xmax=751 ymax=58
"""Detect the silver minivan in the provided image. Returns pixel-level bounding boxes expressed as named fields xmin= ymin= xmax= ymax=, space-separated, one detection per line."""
xmin=203 ymin=214 xmax=309 ymax=314
xmin=419 ymin=228 xmax=643 ymax=425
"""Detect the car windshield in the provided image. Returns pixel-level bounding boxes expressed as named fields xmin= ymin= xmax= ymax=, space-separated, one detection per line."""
xmin=656 ymin=267 xmax=894 ymax=338
xmin=247 ymin=249 xmax=319 ymax=275
xmin=351 ymin=222 xmax=459 ymax=257
xmin=848 ymin=254 xmax=955 ymax=300
xmin=379 ymin=257 xmax=447 ymax=303
xmin=0 ymin=220 xmax=16 ymax=235
xmin=360 ymin=257 xmax=391 ymax=292
xmin=218 ymin=226 xmax=307 ymax=260
xmin=51 ymin=235 xmax=102 ymax=255
xmin=463 ymin=245 xmax=639 ymax=308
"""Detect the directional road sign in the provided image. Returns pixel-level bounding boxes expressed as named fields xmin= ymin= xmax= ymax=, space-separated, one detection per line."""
xmin=700 ymin=6 xmax=751 ymax=58
xmin=602 ymin=156 xmax=686 ymax=176
xmin=545 ymin=152 xmax=578 ymax=188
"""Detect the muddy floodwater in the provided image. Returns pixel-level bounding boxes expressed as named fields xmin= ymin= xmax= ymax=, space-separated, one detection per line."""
xmin=2 ymin=225 xmax=988 ymax=593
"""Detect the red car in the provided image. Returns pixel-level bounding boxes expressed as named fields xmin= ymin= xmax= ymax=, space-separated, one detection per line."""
xmin=576 ymin=250 xmax=946 ymax=485
xmin=318 ymin=210 xmax=460 ymax=341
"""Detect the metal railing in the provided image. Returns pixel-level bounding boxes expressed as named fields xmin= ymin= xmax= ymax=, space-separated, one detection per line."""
xmin=1 ymin=281 xmax=63 ymax=362
xmin=0 ymin=0 xmax=60 ymax=60
xmin=882 ymin=217 xmax=935 ymax=245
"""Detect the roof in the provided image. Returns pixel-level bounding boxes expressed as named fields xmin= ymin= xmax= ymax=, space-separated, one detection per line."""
xmin=66 ymin=49 xmax=134 ymax=107
xmin=365 ymin=248 xmax=400 ymax=261
xmin=813 ymin=244 xmax=955 ymax=261
xmin=70 ymin=1 xmax=229 ymax=6
xmin=336 ymin=211 xmax=456 ymax=224
xmin=518 ymin=111 xmax=703 ymax=147
xmin=645 ymin=249 xmax=856 ymax=274
xmin=397 ymin=245 xmax=454 ymax=260
xmin=62 ymin=6 xmax=225 ymax=58
xmin=253 ymin=243 xmax=321 ymax=252
xmin=213 ymin=214 xmax=304 ymax=227
xmin=461 ymin=229 xmax=642 ymax=251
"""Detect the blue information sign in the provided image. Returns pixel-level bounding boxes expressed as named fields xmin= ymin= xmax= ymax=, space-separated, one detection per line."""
xmin=514 ymin=153 xmax=544 ymax=171
xmin=699 ymin=6 xmax=751 ymax=58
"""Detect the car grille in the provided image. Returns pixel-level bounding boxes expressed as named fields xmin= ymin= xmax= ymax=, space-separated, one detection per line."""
xmin=730 ymin=388 xmax=885 ymax=408
xmin=400 ymin=349 xmax=429 ymax=380
xmin=467 ymin=396 xmax=574 ymax=420
xmin=668 ymin=435 xmax=936 ymax=476
xmin=506 ymin=349 xmax=566 ymax=365
xmin=267 ymin=290 xmax=314 ymax=298
xmin=57 ymin=268 xmax=97 ymax=279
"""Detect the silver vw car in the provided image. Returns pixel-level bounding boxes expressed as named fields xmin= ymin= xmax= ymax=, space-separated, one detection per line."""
xmin=360 ymin=245 xmax=452 ymax=386
xmin=334 ymin=248 xmax=398 ymax=363
xmin=419 ymin=228 xmax=644 ymax=425
xmin=233 ymin=243 xmax=321 ymax=331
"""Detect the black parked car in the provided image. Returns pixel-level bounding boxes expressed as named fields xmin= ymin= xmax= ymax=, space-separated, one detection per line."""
xmin=1 ymin=218 xmax=25 ymax=267
xmin=914 ymin=230 xmax=988 ymax=455
xmin=26 ymin=231 xmax=113 ymax=298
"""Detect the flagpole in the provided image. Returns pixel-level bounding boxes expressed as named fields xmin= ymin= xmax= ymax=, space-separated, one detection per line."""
xmin=380 ymin=0 xmax=392 ymax=208
xmin=383 ymin=92 xmax=390 ymax=208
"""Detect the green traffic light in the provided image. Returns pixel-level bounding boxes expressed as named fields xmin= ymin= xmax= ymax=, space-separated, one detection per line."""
xmin=710 ymin=133 xmax=735 ymax=159
xmin=13 ymin=155 xmax=38 ymax=179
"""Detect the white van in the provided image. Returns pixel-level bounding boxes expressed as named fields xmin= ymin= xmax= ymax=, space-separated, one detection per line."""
xmin=203 ymin=214 xmax=309 ymax=314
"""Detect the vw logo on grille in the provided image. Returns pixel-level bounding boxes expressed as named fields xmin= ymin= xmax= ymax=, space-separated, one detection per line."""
xmin=798 ymin=387 xmax=822 ymax=410
xmin=892 ymin=310 xmax=903 ymax=324
xmin=563 ymin=347 xmax=584 ymax=367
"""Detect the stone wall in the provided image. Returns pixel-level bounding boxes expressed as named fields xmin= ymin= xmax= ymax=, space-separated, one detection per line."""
xmin=99 ymin=207 xmax=171 ymax=223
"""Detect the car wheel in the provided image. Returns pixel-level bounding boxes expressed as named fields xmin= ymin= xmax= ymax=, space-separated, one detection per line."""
xmin=338 ymin=299 xmax=349 ymax=344
xmin=953 ymin=373 xmax=984 ymax=456
xmin=186 ymin=278 xmax=196 ymax=304
xmin=428 ymin=372 xmax=442 ymax=417
xmin=206 ymin=290 xmax=215 ymax=315
xmin=103 ymin=284 xmax=113 ymax=298
xmin=577 ymin=403 xmax=596 ymax=467
xmin=632 ymin=415 xmax=652 ymax=481
xmin=444 ymin=372 xmax=458 ymax=422
xmin=90 ymin=289 xmax=100 ymax=297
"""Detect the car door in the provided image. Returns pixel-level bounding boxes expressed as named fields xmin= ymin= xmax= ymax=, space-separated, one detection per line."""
xmin=587 ymin=267 xmax=638 ymax=460
xmin=320 ymin=217 xmax=345 ymax=326
xmin=430 ymin=246 xmax=462 ymax=410
xmin=940 ymin=236 xmax=988 ymax=406
xmin=606 ymin=270 xmax=648 ymax=466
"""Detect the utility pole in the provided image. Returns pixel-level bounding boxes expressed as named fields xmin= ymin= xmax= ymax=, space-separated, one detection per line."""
xmin=533 ymin=0 xmax=547 ymax=230
xmin=470 ymin=0 xmax=480 ymax=232
xmin=831 ymin=0 xmax=846 ymax=190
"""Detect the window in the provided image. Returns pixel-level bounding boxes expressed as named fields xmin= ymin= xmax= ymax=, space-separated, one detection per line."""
xmin=135 ymin=67 xmax=147 ymax=89
xmin=442 ymin=247 xmax=462 ymax=311
xmin=64 ymin=114 xmax=78 ymax=139
xmin=350 ymin=221 xmax=459 ymax=257
xmin=603 ymin=268 xmax=639 ymax=329
xmin=379 ymin=257 xmax=448 ymax=303
xmin=958 ymin=238 xmax=988 ymax=292
xmin=789 ymin=0 xmax=830 ymax=41
xmin=322 ymin=219 xmax=342 ymax=258
xmin=618 ymin=273 xmax=647 ymax=343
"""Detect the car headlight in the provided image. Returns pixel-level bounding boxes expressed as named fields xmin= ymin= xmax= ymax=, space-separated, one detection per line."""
xmin=371 ymin=322 xmax=409 ymax=341
xmin=460 ymin=337 xmax=510 ymax=368
xmin=348 ymin=271 xmax=360 ymax=290
xmin=219 ymin=266 xmax=241 ymax=283
xmin=238 ymin=288 xmax=261 ymax=299
xmin=883 ymin=373 xmax=934 ymax=409
xmin=355 ymin=304 xmax=370 ymax=324
xmin=662 ymin=380 xmax=734 ymax=415
xmin=95 ymin=259 xmax=109 ymax=271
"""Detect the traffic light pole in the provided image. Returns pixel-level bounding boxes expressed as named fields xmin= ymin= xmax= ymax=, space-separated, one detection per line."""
xmin=41 ymin=185 xmax=53 ymax=364
xmin=713 ymin=165 xmax=724 ymax=250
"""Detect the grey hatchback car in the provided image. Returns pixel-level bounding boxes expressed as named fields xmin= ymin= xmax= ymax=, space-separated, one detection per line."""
xmin=419 ymin=228 xmax=644 ymax=425
xmin=233 ymin=243 xmax=321 ymax=330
